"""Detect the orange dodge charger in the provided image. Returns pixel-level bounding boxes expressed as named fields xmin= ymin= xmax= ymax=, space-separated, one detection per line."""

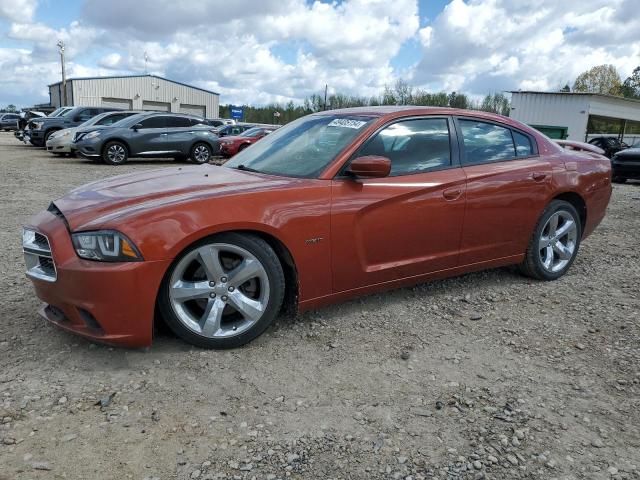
xmin=23 ymin=107 xmax=612 ymax=349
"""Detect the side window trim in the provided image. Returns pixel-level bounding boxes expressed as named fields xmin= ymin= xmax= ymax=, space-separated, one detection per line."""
xmin=337 ymin=115 xmax=461 ymax=178
xmin=452 ymin=116 xmax=539 ymax=167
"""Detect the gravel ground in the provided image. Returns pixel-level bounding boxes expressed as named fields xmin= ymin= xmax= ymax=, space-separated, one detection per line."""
xmin=0 ymin=131 xmax=638 ymax=480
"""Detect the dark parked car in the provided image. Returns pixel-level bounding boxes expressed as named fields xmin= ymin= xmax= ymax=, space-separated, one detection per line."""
xmin=203 ymin=118 xmax=235 ymax=127
xmin=611 ymin=148 xmax=640 ymax=183
xmin=73 ymin=112 xmax=217 ymax=165
xmin=26 ymin=106 xmax=121 ymax=147
xmin=0 ymin=113 xmax=20 ymax=131
xmin=588 ymin=137 xmax=629 ymax=158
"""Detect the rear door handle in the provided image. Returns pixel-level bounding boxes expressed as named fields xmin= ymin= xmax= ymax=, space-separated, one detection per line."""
xmin=160 ymin=133 xmax=168 ymax=136
xmin=532 ymin=172 xmax=547 ymax=182
xmin=443 ymin=188 xmax=463 ymax=201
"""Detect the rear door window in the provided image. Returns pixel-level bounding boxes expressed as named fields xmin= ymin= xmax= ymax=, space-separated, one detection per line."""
xmin=459 ymin=119 xmax=516 ymax=164
xmin=165 ymin=116 xmax=191 ymax=128
xmin=139 ymin=116 xmax=167 ymax=129
xmin=513 ymin=130 xmax=533 ymax=156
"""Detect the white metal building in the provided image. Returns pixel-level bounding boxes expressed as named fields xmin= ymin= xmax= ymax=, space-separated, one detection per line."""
xmin=510 ymin=91 xmax=640 ymax=145
xmin=48 ymin=74 xmax=219 ymax=118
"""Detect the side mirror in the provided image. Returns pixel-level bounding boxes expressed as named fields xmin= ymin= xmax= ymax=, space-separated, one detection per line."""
xmin=132 ymin=123 xmax=143 ymax=131
xmin=346 ymin=155 xmax=391 ymax=179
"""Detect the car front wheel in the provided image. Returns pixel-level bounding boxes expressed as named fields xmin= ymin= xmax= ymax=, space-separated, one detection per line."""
xmin=190 ymin=142 xmax=212 ymax=164
xmin=520 ymin=200 xmax=581 ymax=280
xmin=158 ymin=233 xmax=285 ymax=348
xmin=102 ymin=141 xmax=128 ymax=165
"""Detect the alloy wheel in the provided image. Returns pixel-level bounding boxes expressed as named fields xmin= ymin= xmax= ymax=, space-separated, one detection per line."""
xmin=168 ymin=242 xmax=270 ymax=338
xmin=107 ymin=144 xmax=126 ymax=163
xmin=193 ymin=145 xmax=210 ymax=163
xmin=538 ymin=210 xmax=578 ymax=273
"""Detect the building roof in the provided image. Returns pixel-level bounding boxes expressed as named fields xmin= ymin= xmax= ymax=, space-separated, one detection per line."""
xmin=509 ymin=90 xmax=640 ymax=105
xmin=48 ymin=74 xmax=219 ymax=96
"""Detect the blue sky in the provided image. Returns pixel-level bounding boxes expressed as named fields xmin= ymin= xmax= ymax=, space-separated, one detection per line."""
xmin=0 ymin=0 xmax=637 ymax=107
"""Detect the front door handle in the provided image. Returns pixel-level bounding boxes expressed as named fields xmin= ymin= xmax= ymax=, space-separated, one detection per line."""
xmin=531 ymin=172 xmax=547 ymax=182
xmin=443 ymin=188 xmax=463 ymax=201
xmin=160 ymin=133 xmax=168 ymax=136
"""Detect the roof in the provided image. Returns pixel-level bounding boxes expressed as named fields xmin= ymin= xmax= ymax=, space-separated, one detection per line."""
xmin=48 ymin=74 xmax=219 ymax=96
xmin=509 ymin=90 xmax=640 ymax=105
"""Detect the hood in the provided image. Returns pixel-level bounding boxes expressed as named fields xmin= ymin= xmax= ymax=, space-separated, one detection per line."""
xmin=74 ymin=124 xmax=113 ymax=134
xmin=220 ymin=135 xmax=250 ymax=142
xmin=614 ymin=147 xmax=640 ymax=157
xmin=53 ymin=164 xmax=302 ymax=231
xmin=49 ymin=127 xmax=77 ymax=139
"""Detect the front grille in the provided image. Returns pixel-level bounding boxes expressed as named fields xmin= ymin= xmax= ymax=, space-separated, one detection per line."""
xmin=23 ymin=229 xmax=57 ymax=282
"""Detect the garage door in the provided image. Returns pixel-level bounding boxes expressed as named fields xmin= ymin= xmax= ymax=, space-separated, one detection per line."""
xmin=179 ymin=104 xmax=206 ymax=117
xmin=102 ymin=97 xmax=132 ymax=110
xmin=142 ymin=101 xmax=171 ymax=112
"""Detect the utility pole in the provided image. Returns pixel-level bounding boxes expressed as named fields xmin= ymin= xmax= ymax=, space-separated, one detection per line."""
xmin=323 ymin=84 xmax=328 ymax=111
xmin=57 ymin=40 xmax=67 ymax=106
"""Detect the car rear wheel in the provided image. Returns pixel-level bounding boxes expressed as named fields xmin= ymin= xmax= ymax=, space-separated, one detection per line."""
xmin=158 ymin=233 xmax=285 ymax=349
xmin=102 ymin=141 xmax=128 ymax=165
xmin=520 ymin=200 xmax=581 ymax=281
xmin=190 ymin=142 xmax=212 ymax=164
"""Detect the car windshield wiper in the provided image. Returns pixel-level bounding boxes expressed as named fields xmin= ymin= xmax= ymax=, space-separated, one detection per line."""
xmin=234 ymin=164 xmax=262 ymax=174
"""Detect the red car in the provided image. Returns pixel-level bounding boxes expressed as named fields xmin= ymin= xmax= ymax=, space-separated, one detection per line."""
xmin=219 ymin=127 xmax=276 ymax=157
xmin=23 ymin=107 xmax=611 ymax=349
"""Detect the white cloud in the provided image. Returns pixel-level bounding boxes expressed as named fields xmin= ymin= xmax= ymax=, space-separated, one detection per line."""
xmin=1 ymin=0 xmax=639 ymax=108
xmin=412 ymin=0 xmax=640 ymax=95
xmin=0 ymin=0 xmax=37 ymax=23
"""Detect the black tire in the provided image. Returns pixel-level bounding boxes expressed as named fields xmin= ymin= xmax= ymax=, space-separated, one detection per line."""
xmin=612 ymin=176 xmax=626 ymax=184
xmin=43 ymin=130 xmax=57 ymax=143
xmin=158 ymin=233 xmax=285 ymax=349
xmin=102 ymin=141 xmax=129 ymax=165
xmin=519 ymin=200 xmax=582 ymax=281
xmin=238 ymin=143 xmax=249 ymax=152
xmin=190 ymin=142 xmax=213 ymax=164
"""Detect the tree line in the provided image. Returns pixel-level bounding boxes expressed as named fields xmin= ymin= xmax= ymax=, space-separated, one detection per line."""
xmin=220 ymin=63 xmax=640 ymax=125
xmin=220 ymin=80 xmax=510 ymax=124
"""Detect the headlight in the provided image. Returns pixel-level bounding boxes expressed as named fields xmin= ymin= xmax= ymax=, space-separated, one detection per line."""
xmin=32 ymin=122 xmax=43 ymax=130
xmin=72 ymin=230 xmax=143 ymax=262
xmin=83 ymin=130 xmax=101 ymax=140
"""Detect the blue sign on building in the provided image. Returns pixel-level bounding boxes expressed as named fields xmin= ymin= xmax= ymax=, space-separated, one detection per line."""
xmin=230 ymin=107 xmax=244 ymax=120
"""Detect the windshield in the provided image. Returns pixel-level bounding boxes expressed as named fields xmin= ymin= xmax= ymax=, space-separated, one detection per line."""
xmin=225 ymin=114 xmax=375 ymax=178
xmin=241 ymin=127 xmax=264 ymax=138
xmin=48 ymin=107 xmax=68 ymax=117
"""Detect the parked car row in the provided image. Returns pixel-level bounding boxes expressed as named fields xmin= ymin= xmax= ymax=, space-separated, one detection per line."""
xmin=13 ymin=106 xmax=277 ymax=165
xmin=588 ymin=136 xmax=640 ymax=182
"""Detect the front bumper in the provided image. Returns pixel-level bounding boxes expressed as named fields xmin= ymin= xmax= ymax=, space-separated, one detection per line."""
xmin=29 ymin=129 xmax=44 ymax=146
xmin=73 ymin=137 xmax=103 ymax=158
xmin=46 ymin=136 xmax=73 ymax=153
xmin=24 ymin=209 xmax=171 ymax=347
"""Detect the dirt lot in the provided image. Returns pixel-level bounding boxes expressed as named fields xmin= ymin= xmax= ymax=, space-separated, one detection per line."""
xmin=0 ymin=131 xmax=638 ymax=480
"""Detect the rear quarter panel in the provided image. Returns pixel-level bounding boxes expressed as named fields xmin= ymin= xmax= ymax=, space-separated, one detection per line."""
xmin=550 ymin=149 xmax=611 ymax=238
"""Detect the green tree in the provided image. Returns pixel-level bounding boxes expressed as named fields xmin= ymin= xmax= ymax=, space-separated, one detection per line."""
xmin=394 ymin=79 xmax=413 ymax=105
xmin=448 ymin=91 xmax=469 ymax=109
xmin=621 ymin=66 xmax=640 ymax=99
xmin=573 ymin=64 xmax=622 ymax=95
xmin=480 ymin=93 xmax=510 ymax=116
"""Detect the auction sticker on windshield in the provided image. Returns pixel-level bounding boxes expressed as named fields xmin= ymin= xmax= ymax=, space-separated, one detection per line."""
xmin=327 ymin=118 xmax=368 ymax=129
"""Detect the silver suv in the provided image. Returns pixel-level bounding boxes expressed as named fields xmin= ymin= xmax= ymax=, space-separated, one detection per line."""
xmin=73 ymin=112 xmax=217 ymax=165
